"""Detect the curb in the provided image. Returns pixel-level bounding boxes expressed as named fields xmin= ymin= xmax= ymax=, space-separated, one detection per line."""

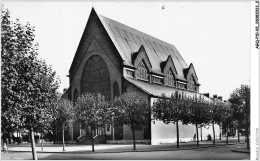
xmin=1 ymin=150 xmax=65 ymax=154
xmin=3 ymin=143 xmax=237 ymax=154
xmin=231 ymin=149 xmax=250 ymax=154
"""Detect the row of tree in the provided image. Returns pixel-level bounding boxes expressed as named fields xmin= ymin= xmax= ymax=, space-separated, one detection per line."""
xmin=55 ymin=92 xmax=149 ymax=152
xmin=56 ymin=84 xmax=250 ymax=155
xmin=152 ymin=86 xmax=250 ymax=149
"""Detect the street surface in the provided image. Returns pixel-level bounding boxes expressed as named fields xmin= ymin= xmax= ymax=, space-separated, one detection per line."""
xmin=1 ymin=143 xmax=249 ymax=160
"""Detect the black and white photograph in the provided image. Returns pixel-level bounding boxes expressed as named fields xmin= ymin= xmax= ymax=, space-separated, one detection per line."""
xmin=1 ymin=1 xmax=259 ymax=160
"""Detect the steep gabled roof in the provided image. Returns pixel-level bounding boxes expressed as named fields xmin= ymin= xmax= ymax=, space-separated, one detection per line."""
xmin=70 ymin=8 xmax=190 ymax=81
xmin=183 ymin=63 xmax=199 ymax=83
xmin=161 ymin=55 xmax=182 ymax=80
xmin=97 ymin=9 xmax=188 ymax=80
xmin=132 ymin=45 xmax=152 ymax=71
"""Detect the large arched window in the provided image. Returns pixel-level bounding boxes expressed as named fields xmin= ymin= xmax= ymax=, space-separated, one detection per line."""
xmin=136 ymin=61 xmax=148 ymax=81
xmin=113 ymin=82 xmax=120 ymax=99
xmin=80 ymin=55 xmax=111 ymax=100
xmin=165 ymin=69 xmax=175 ymax=87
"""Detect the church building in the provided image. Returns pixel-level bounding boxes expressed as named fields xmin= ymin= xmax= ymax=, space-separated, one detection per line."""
xmin=62 ymin=8 xmax=220 ymax=145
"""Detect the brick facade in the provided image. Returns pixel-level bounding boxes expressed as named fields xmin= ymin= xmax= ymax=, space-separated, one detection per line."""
xmin=67 ymin=10 xmax=123 ymax=141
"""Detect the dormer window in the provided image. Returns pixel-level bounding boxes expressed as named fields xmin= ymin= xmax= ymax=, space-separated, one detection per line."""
xmin=136 ymin=61 xmax=149 ymax=81
xmin=184 ymin=63 xmax=199 ymax=92
xmin=126 ymin=69 xmax=134 ymax=78
xmin=152 ymin=76 xmax=163 ymax=84
xmin=165 ymin=70 xmax=175 ymax=87
xmin=178 ymin=83 xmax=186 ymax=89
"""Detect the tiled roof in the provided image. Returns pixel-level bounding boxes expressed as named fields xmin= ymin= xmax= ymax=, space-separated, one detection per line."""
xmin=125 ymin=77 xmax=211 ymax=102
xmin=98 ymin=14 xmax=188 ymax=80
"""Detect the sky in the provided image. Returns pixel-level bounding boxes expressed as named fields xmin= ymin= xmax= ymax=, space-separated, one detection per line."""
xmin=3 ymin=1 xmax=251 ymax=101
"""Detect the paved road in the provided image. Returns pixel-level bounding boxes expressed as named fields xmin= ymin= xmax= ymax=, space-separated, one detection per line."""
xmin=1 ymin=144 xmax=250 ymax=160
xmin=3 ymin=136 xmax=247 ymax=153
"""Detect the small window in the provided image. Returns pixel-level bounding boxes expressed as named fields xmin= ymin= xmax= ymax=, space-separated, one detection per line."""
xmin=152 ymin=77 xmax=163 ymax=84
xmin=105 ymin=124 xmax=111 ymax=135
xmin=178 ymin=83 xmax=186 ymax=89
xmin=189 ymin=77 xmax=196 ymax=91
xmin=165 ymin=70 xmax=175 ymax=87
xmin=136 ymin=61 xmax=149 ymax=81
xmin=126 ymin=70 xmax=134 ymax=77
xmin=106 ymin=125 xmax=111 ymax=132
xmin=113 ymin=82 xmax=120 ymax=99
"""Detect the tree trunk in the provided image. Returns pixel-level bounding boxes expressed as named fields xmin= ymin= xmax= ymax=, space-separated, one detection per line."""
xmin=71 ymin=127 xmax=73 ymax=141
xmin=212 ymin=123 xmax=215 ymax=145
xmin=62 ymin=124 xmax=65 ymax=151
xmin=104 ymin=125 xmax=107 ymax=141
xmin=30 ymin=128 xmax=37 ymax=160
xmin=112 ymin=123 xmax=115 ymax=140
xmin=91 ymin=127 xmax=95 ymax=152
xmin=18 ymin=129 xmax=21 ymax=144
xmin=176 ymin=121 xmax=179 ymax=148
xmin=41 ymin=133 xmax=43 ymax=151
xmin=226 ymin=126 xmax=228 ymax=144
xmin=219 ymin=124 xmax=222 ymax=140
xmin=196 ymin=124 xmax=199 ymax=147
xmin=8 ymin=132 xmax=11 ymax=144
xmin=245 ymin=132 xmax=247 ymax=143
xmin=237 ymin=124 xmax=240 ymax=143
xmin=246 ymin=116 xmax=249 ymax=149
xmin=131 ymin=122 xmax=136 ymax=150
xmin=55 ymin=127 xmax=57 ymax=143
xmin=200 ymin=127 xmax=202 ymax=141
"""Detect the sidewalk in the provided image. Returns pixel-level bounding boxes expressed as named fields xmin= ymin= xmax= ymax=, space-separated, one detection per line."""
xmin=231 ymin=144 xmax=250 ymax=154
xmin=3 ymin=138 xmax=249 ymax=154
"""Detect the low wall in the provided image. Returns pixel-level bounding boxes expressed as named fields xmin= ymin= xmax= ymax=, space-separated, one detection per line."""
xmin=106 ymin=139 xmax=150 ymax=144
xmin=54 ymin=140 xmax=77 ymax=144
xmin=151 ymin=120 xmax=220 ymax=145
xmin=123 ymin=125 xmax=144 ymax=140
